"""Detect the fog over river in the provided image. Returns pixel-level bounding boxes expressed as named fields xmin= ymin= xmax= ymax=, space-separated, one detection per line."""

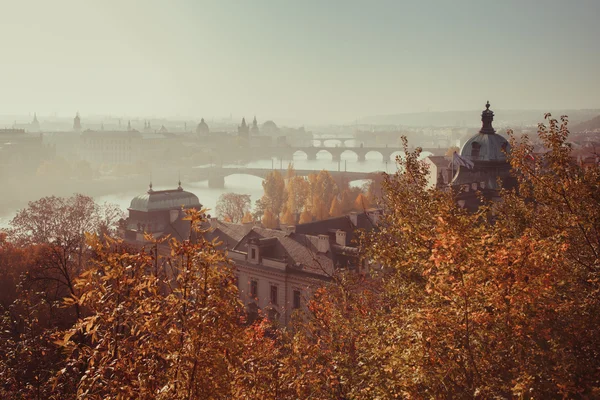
xmin=1 ymin=144 xmax=429 ymax=228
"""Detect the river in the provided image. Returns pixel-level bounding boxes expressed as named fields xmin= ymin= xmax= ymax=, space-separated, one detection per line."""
xmin=0 ymin=140 xmax=424 ymax=228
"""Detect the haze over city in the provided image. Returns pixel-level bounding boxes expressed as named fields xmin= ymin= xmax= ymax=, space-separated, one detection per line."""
xmin=2 ymin=0 xmax=600 ymax=123
xmin=2 ymin=2 xmax=600 ymax=399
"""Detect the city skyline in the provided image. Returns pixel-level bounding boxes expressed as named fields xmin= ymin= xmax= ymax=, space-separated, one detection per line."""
xmin=1 ymin=0 xmax=599 ymax=124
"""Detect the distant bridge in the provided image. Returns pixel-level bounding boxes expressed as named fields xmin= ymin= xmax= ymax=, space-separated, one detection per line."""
xmin=201 ymin=144 xmax=448 ymax=164
xmin=311 ymin=137 xmax=356 ymax=147
xmin=285 ymin=146 xmax=447 ymax=162
xmin=188 ymin=166 xmax=381 ymax=188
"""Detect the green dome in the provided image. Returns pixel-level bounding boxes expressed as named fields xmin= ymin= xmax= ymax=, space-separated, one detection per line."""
xmin=129 ymin=187 xmax=201 ymax=212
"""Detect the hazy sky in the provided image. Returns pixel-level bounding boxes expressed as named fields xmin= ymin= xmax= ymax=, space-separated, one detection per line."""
xmin=1 ymin=0 xmax=599 ymax=123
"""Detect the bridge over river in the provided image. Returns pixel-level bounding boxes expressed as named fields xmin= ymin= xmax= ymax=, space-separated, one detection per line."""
xmin=286 ymin=145 xmax=446 ymax=162
xmin=205 ymin=144 xmax=447 ymax=164
xmin=188 ymin=166 xmax=382 ymax=188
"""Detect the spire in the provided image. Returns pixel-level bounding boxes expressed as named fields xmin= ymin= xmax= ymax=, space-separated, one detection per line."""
xmin=177 ymin=173 xmax=183 ymax=191
xmin=479 ymin=100 xmax=495 ymax=135
xmin=253 ymin=115 xmax=258 ymax=126
xmin=127 ymin=120 xmax=132 ymax=131
xmin=73 ymin=112 xmax=82 ymax=132
xmin=32 ymin=113 xmax=38 ymax=123
xmin=148 ymin=182 xmax=154 ymax=193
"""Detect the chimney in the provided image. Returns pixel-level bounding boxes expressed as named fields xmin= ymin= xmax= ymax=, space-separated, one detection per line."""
xmin=317 ymin=234 xmax=330 ymax=253
xmin=335 ymin=230 xmax=347 ymax=246
xmin=284 ymin=225 xmax=296 ymax=234
xmin=349 ymin=211 xmax=358 ymax=226
xmin=170 ymin=209 xmax=180 ymax=223
xmin=210 ymin=217 xmax=218 ymax=228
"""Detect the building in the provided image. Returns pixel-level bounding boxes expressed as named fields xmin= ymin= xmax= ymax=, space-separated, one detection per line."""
xmin=451 ymin=101 xmax=512 ymax=190
xmin=426 ymin=101 xmax=516 ymax=211
xmin=238 ymin=117 xmax=249 ymax=138
xmin=250 ymin=116 xmax=260 ymax=136
xmin=30 ymin=113 xmax=40 ymax=132
xmin=0 ymin=128 xmax=52 ymax=179
xmin=79 ymin=128 xmax=174 ymax=168
xmin=196 ymin=118 xmax=210 ymax=135
xmin=121 ymin=185 xmax=378 ymax=325
xmin=73 ymin=112 xmax=82 ymax=132
xmin=205 ymin=211 xmax=377 ymax=324
xmin=122 ymin=183 xmax=202 ymax=243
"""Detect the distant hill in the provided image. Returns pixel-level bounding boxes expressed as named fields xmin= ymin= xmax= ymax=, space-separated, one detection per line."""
xmin=358 ymin=109 xmax=600 ymax=128
xmin=571 ymin=114 xmax=600 ymax=133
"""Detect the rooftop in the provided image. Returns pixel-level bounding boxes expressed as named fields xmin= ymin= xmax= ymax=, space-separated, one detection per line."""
xmin=129 ymin=184 xmax=202 ymax=212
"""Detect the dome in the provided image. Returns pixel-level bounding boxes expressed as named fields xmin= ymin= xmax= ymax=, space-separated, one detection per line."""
xmin=262 ymin=120 xmax=277 ymax=130
xmin=461 ymin=132 xmax=510 ymax=161
xmin=460 ymin=101 xmax=510 ymax=161
xmin=196 ymin=118 xmax=209 ymax=134
xmin=129 ymin=186 xmax=202 ymax=212
xmin=262 ymin=120 xmax=279 ymax=135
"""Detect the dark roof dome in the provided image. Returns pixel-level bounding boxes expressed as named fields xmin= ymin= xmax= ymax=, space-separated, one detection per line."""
xmin=460 ymin=101 xmax=510 ymax=161
xmin=196 ymin=118 xmax=209 ymax=134
xmin=129 ymin=184 xmax=202 ymax=212
xmin=262 ymin=120 xmax=278 ymax=129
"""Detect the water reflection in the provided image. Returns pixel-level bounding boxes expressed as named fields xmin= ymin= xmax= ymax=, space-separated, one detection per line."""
xmin=1 ymin=150 xmax=430 ymax=227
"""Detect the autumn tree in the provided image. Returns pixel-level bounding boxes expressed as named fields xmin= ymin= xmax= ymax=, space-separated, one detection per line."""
xmin=280 ymin=209 xmax=296 ymax=226
xmin=329 ymin=196 xmax=342 ymax=217
xmin=285 ymin=176 xmax=310 ymax=215
xmin=56 ymin=209 xmax=246 ymax=399
xmin=298 ymin=209 xmax=312 ymax=224
xmin=241 ymin=211 xmax=254 ymax=224
xmin=307 ymin=170 xmax=339 ymax=220
xmin=8 ymin=194 xmax=124 ymax=320
xmin=310 ymin=196 xmax=329 ymax=221
xmin=0 ymin=291 xmax=67 ymax=400
xmin=262 ymin=209 xmax=279 ymax=229
xmin=216 ymin=192 xmax=251 ymax=223
xmin=252 ymin=198 xmax=266 ymax=221
xmin=284 ymin=118 xmax=600 ymax=398
xmin=285 ymin=162 xmax=295 ymax=180
xmin=353 ymin=192 xmax=371 ymax=211
xmin=262 ymin=170 xmax=287 ymax=217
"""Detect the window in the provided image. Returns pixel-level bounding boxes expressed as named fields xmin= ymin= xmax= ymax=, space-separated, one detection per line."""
xmin=471 ymin=142 xmax=481 ymax=159
xmin=293 ymin=290 xmax=301 ymax=309
xmin=270 ymin=285 xmax=278 ymax=305
xmin=250 ymin=280 xmax=258 ymax=298
xmin=251 ymin=248 xmax=256 ymax=259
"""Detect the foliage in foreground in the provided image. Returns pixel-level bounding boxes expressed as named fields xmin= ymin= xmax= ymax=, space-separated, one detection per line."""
xmin=1 ymin=114 xmax=599 ymax=399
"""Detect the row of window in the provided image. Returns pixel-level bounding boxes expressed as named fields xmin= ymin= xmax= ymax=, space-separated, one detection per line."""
xmin=240 ymin=277 xmax=302 ymax=309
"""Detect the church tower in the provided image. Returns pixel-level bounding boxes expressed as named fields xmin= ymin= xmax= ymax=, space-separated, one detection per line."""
xmin=238 ymin=117 xmax=249 ymax=138
xmin=30 ymin=113 xmax=40 ymax=132
xmin=73 ymin=112 xmax=82 ymax=132
xmin=250 ymin=115 xmax=260 ymax=135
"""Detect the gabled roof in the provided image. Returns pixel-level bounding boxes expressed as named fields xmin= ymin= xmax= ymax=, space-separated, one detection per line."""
xmin=204 ymin=220 xmax=252 ymax=248
xmin=294 ymin=212 xmax=376 ymax=244
xmin=233 ymin=226 xmax=335 ymax=276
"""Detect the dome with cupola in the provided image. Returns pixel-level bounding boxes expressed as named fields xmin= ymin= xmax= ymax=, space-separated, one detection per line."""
xmin=460 ymin=101 xmax=510 ymax=161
